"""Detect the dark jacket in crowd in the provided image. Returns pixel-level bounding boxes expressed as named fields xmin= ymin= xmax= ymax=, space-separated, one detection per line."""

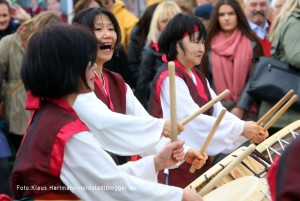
xmin=135 ymin=43 xmax=163 ymax=109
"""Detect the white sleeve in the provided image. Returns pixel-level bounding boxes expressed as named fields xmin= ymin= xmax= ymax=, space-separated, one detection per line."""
xmin=160 ymin=77 xmax=247 ymax=155
xmin=140 ymin=137 xmax=190 ymax=169
xmin=61 ymin=132 xmax=183 ymax=201
xmin=125 ymin=84 xmax=150 ymax=117
xmin=73 ymin=92 xmax=164 ymax=156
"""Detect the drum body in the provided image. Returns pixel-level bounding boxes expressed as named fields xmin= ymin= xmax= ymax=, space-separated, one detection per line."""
xmin=203 ymin=176 xmax=270 ymax=201
xmin=188 ymin=121 xmax=300 ymax=197
xmin=188 ymin=146 xmax=269 ymax=194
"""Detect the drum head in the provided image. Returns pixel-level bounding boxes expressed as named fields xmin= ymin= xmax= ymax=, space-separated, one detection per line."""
xmin=203 ymin=176 xmax=269 ymax=201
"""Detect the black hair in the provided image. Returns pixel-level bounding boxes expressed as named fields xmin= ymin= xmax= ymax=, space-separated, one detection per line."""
xmin=72 ymin=7 xmax=122 ymax=51
xmin=21 ymin=24 xmax=98 ymax=98
xmin=158 ymin=13 xmax=206 ymax=61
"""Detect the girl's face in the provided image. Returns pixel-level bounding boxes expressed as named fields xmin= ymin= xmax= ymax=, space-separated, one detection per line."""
xmin=157 ymin=14 xmax=174 ymax=32
xmin=79 ymin=62 xmax=97 ymax=93
xmin=0 ymin=4 xmax=10 ymax=31
xmin=218 ymin=4 xmax=238 ymax=35
xmin=46 ymin=0 xmax=60 ymax=14
xmin=176 ymin=32 xmax=205 ymax=70
xmin=94 ymin=14 xmax=117 ymax=64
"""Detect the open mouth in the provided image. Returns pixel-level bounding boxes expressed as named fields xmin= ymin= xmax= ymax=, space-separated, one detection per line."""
xmin=99 ymin=44 xmax=112 ymax=51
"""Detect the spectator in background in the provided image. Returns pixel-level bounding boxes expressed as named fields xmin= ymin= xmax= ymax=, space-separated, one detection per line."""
xmin=46 ymin=0 xmax=67 ymax=23
xmin=0 ymin=0 xmax=31 ymax=40
xmin=243 ymin=0 xmax=271 ymax=56
xmin=175 ymin=1 xmax=193 ymax=14
xmin=73 ymin=0 xmax=135 ymax=88
xmin=0 ymin=0 xmax=11 ymax=39
xmin=200 ymin=0 xmax=264 ymax=121
xmin=0 ymin=11 xmax=61 ymax=156
xmin=72 ymin=0 xmax=103 ymax=15
xmin=101 ymin=0 xmax=138 ymax=51
xmin=135 ymin=1 xmax=181 ymax=109
xmin=0 ymin=122 xmax=11 ymax=196
xmin=257 ymin=0 xmax=300 ymax=134
xmin=193 ymin=0 xmax=214 ymax=7
xmin=270 ymin=0 xmax=286 ymax=21
xmin=29 ymin=0 xmax=44 ymax=16
xmin=127 ymin=3 xmax=159 ymax=89
xmin=146 ymin=0 xmax=163 ymax=6
xmin=194 ymin=2 xmax=214 ymax=29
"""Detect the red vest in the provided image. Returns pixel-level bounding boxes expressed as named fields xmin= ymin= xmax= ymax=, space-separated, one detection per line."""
xmin=149 ymin=63 xmax=213 ymax=118
xmin=149 ymin=63 xmax=213 ymax=188
xmin=259 ymin=37 xmax=271 ymax=57
xmin=11 ymin=99 xmax=89 ymax=199
xmin=93 ymin=69 xmax=128 ymax=164
xmin=94 ymin=68 xmax=126 ymax=114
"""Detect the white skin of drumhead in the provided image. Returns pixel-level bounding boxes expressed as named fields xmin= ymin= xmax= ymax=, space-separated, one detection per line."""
xmin=203 ymin=176 xmax=269 ymax=201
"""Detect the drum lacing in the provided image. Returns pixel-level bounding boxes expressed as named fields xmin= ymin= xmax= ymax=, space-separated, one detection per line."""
xmin=290 ymin=129 xmax=299 ymax=138
xmin=264 ymin=130 xmax=299 ymax=163
xmin=242 ymin=150 xmax=270 ymax=178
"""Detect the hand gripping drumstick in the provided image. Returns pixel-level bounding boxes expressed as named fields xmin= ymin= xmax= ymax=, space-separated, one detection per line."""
xmin=180 ymin=89 xmax=230 ymax=126
xmin=251 ymin=90 xmax=295 ymax=143
xmin=262 ymin=94 xmax=298 ymax=131
xmin=198 ymin=144 xmax=256 ymax=196
xmin=169 ymin=61 xmax=177 ymax=142
xmin=257 ymin=89 xmax=295 ymax=126
xmin=189 ymin=108 xmax=227 ymax=173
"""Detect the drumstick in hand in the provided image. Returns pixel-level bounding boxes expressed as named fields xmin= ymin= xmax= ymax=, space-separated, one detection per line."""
xmin=169 ymin=61 xmax=177 ymax=142
xmin=180 ymin=89 xmax=230 ymax=126
xmin=251 ymin=90 xmax=295 ymax=144
xmin=189 ymin=108 xmax=227 ymax=173
xmin=257 ymin=89 xmax=295 ymax=125
xmin=198 ymin=144 xmax=256 ymax=196
xmin=262 ymin=94 xmax=298 ymax=131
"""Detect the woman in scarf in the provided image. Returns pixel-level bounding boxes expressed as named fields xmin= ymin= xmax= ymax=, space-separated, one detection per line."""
xmin=200 ymin=0 xmax=264 ymax=121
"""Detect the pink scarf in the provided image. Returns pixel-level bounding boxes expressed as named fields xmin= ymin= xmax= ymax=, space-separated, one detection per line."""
xmin=211 ymin=29 xmax=253 ymax=103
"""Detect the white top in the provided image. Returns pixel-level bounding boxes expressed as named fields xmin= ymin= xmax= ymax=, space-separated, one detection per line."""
xmin=60 ymin=131 xmax=183 ymax=201
xmin=73 ymin=89 xmax=165 ymax=156
xmin=159 ymin=73 xmax=247 ymax=155
xmin=73 ymin=87 xmax=189 ymax=168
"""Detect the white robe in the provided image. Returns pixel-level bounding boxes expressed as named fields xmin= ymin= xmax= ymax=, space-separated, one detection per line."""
xmin=73 ymin=88 xmax=164 ymax=156
xmin=61 ymin=131 xmax=183 ymax=201
xmin=73 ymin=86 xmax=189 ymax=167
xmin=159 ymin=72 xmax=248 ymax=155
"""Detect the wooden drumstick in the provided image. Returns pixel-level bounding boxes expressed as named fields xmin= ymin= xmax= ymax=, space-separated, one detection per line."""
xmin=169 ymin=61 xmax=177 ymax=142
xmin=250 ymin=90 xmax=295 ymax=144
xmin=198 ymin=144 xmax=256 ymax=196
xmin=257 ymin=90 xmax=295 ymax=125
xmin=262 ymin=94 xmax=298 ymax=131
xmin=180 ymin=89 xmax=230 ymax=126
xmin=189 ymin=108 xmax=227 ymax=173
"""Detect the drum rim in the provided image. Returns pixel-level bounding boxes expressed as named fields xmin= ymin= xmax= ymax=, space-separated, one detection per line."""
xmin=256 ymin=120 xmax=300 ymax=153
xmin=202 ymin=176 xmax=269 ymax=201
